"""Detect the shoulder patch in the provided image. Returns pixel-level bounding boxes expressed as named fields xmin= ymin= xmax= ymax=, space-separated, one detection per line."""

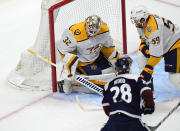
xmin=146 ymin=26 xmax=152 ymax=32
xmin=145 ymin=15 xmax=158 ymax=38
xmin=74 ymin=29 xmax=81 ymax=35
xmin=69 ymin=22 xmax=88 ymax=42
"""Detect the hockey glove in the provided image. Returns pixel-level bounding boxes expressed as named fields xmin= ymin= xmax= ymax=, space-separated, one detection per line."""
xmin=141 ymin=90 xmax=155 ymax=115
xmin=142 ymin=101 xmax=155 ymax=115
xmin=140 ymin=65 xmax=154 ymax=82
xmin=139 ymin=42 xmax=150 ymax=58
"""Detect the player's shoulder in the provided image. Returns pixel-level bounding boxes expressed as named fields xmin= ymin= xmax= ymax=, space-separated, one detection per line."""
xmin=117 ymin=74 xmax=139 ymax=81
xmin=69 ymin=22 xmax=89 ymax=42
xmin=104 ymin=74 xmax=139 ymax=90
xmin=97 ymin=21 xmax=110 ymax=35
xmin=146 ymin=14 xmax=162 ymax=31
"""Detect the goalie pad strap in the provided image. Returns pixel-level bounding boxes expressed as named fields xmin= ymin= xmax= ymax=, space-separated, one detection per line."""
xmin=66 ymin=55 xmax=79 ymax=77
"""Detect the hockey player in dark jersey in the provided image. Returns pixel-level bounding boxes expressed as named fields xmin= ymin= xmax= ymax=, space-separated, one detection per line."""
xmin=101 ymin=56 xmax=154 ymax=131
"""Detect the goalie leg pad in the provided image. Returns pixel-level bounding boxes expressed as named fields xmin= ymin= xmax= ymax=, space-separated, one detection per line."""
xmin=61 ymin=53 xmax=79 ymax=81
xmin=57 ymin=79 xmax=72 ymax=94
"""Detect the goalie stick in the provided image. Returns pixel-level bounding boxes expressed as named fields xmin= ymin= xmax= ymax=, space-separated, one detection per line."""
xmin=148 ymin=101 xmax=180 ymax=131
xmin=27 ymin=49 xmax=103 ymax=95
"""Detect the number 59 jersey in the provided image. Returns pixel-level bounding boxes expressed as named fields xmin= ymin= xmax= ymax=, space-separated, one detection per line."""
xmin=137 ymin=14 xmax=180 ymax=57
xmin=102 ymin=74 xmax=151 ymax=119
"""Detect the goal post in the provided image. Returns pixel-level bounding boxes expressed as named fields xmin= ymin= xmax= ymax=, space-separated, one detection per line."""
xmin=7 ymin=0 xmax=127 ymax=92
xmin=49 ymin=0 xmax=75 ymax=92
xmin=121 ymin=0 xmax=127 ymax=54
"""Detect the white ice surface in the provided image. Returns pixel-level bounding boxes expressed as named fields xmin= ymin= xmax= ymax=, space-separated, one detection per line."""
xmin=0 ymin=0 xmax=180 ymax=131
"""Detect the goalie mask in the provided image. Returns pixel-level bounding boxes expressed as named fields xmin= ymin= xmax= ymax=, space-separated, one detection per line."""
xmin=130 ymin=5 xmax=149 ymax=27
xmin=85 ymin=15 xmax=101 ymax=37
xmin=115 ymin=56 xmax=133 ymax=75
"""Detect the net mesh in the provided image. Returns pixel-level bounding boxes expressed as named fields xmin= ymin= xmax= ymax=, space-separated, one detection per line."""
xmin=7 ymin=0 xmax=124 ymax=91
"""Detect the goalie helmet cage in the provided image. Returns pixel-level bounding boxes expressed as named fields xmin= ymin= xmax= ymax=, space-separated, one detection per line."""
xmin=7 ymin=0 xmax=127 ymax=92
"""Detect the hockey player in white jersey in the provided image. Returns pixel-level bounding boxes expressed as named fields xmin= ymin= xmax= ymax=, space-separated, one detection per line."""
xmin=57 ymin=15 xmax=121 ymax=94
xmin=101 ymin=56 xmax=154 ymax=131
xmin=130 ymin=5 xmax=180 ymax=90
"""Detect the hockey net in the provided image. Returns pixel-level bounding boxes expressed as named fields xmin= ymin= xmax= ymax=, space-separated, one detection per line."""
xmin=7 ymin=0 xmax=127 ymax=92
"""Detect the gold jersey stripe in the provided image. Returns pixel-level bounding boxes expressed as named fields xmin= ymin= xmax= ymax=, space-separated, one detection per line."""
xmin=57 ymin=49 xmax=65 ymax=59
xmin=144 ymin=67 xmax=154 ymax=74
xmin=139 ymin=44 xmax=145 ymax=51
xmin=69 ymin=22 xmax=88 ymax=42
xmin=145 ymin=15 xmax=158 ymax=38
xmin=69 ymin=21 xmax=109 ymax=42
xmin=111 ymin=52 xmax=120 ymax=60
xmin=66 ymin=55 xmax=78 ymax=77
xmin=140 ymin=74 xmax=144 ymax=78
xmin=169 ymin=39 xmax=180 ymax=52
xmin=147 ymin=56 xmax=162 ymax=67
xmin=78 ymin=59 xmax=96 ymax=67
xmin=101 ymin=46 xmax=115 ymax=58
xmin=77 ymin=66 xmax=87 ymax=75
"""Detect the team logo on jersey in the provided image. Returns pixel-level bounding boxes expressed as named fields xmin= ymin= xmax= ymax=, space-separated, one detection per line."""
xmin=86 ymin=43 xmax=102 ymax=54
xmin=90 ymin=64 xmax=98 ymax=70
xmin=74 ymin=29 xmax=81 ymax=35
xmin=146 ymin=26 xmax=152 ymax=32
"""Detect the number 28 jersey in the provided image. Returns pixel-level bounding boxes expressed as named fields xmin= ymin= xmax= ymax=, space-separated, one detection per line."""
xmin=102 ymin=74 xmax=151 ymax=119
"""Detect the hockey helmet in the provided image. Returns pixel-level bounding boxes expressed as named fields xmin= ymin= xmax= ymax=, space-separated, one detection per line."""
xmin=130 ymin=5 xmax=149 ymax=27
xmin=85 ymin=15 xmax=101 ymax=37
xmin=115 ymin=55 xmax=133 ymax=74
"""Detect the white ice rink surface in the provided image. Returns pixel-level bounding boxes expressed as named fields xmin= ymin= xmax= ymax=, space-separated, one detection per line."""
xmin=0 ymin=0 xmax=180 ymax=130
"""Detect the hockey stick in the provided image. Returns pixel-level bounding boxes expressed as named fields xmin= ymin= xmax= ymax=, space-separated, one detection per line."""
xmin=27 ymin=49 xmax=57 ymax=67
xmin=27 ymin=49 xmax=103 ymax=95
xmin=148 ymin=101 xmax=180 ymax=131
xmin=75 ymin=95 xmax=102 ymax=111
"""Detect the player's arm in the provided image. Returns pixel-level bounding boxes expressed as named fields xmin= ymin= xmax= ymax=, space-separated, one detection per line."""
xmin=101 ymin=46 xmax=120 ymax=67
xmin=102 ymin=84 xmax=110 ymax=116
xmin=139 ymin=37 xmax=150 ymax=58
xmin=140 ymin=56 xmax=162 ymax=81
xmin=140 ymin=28 xmax=163 ymax=81
xmin=102 ymin=104 xmax=110 ymax=116
xmin=57 ymin=29 xmax=79 ymax=80
xmin=100 ymin=32 xmax=121 ymax=68
xmin=57 ymin=29 xmax=77 ymax=57
xmin=136 ymin=27 xmax=151 ymax=58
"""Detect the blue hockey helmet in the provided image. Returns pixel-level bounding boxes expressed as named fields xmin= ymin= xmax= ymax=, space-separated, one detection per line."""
xmin=115 ymin=55 xmax=133 ymax=74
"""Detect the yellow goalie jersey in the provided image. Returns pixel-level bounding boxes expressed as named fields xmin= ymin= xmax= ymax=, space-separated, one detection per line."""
xmin=57 ymin=21 xmax=119 ymax=63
